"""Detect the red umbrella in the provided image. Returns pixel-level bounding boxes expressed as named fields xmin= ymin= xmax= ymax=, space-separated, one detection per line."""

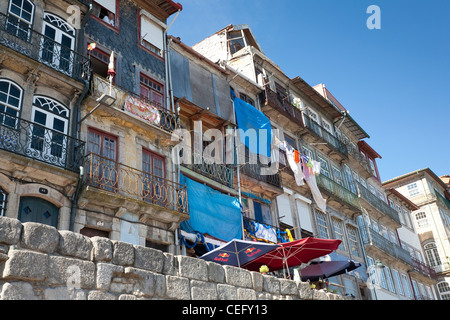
xmin=242 ymin=237 xmax=341 ymax=276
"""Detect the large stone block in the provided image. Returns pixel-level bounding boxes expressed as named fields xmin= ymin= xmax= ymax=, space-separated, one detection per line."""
xmin=87 ymin=290 xmax=116 ymax=300
xmin=250 ymin=271 xmax=263 ymax=291
xmin=111 ymin=240 xmax=134 ymax=266
xmin=0 ymin=282 xmax=38 ymax=300
xmin=237 ymin=288 xmax=256 ymax=300
xmin=20 ymin=222 xmax=59 ymax=254
xmin=0 ymin=217 xmax=22 ymax=245
xmin=96 ymin=263 xmax=124 ymax=291
xmin=162 ymin=252 xmax=177 ymax=276
xmin=44 ymin=287 xmax=86 ymax=300
xmin=217 ymin=284 xmax=237 ymax=300
xmin=224 ymin=266 xmax=252 ymax=289
xmin=279 ymin=278 xmax=298 ymax=296
xmin=297 ymin=281 xmax=313 ymax=300
xmin=123 ymin=267 xmax=158 ymax=297
xmin=177 ymin=255 xmax=208 ymax=281
xmin=206 ymin=261 xmax=225 ymax=283
xmin=47 ymin=255 xmax=96 ymax=289
xmin=134 ymin=245 xmax=164 ymax=273
xmin=3 ymin=249 xmax=48 ymax=281
xmin=262 ymin=275 xmax=280 ymax=295
xmin=165 ymin=275 xmax=190 ymax=300
xmin=91 ymin=237 xmax=113 ymax=262
xmin=58 ymin=230 xmax=92 ymax=260
xmin=190 ymin=280 xmax=218 ymax=300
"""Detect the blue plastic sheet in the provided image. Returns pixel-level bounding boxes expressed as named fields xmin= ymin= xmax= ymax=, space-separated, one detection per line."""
xmin=232 ymin=90 xmax=272 ymax=158
xmin=180 ymin=174 xmax=242 ymax=241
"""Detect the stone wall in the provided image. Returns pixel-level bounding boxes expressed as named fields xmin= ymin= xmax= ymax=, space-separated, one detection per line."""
xmin=0 ymin=217 xmax=350 ymax=300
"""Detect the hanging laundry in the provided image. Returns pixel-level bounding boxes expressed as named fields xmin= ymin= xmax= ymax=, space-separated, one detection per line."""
xmin=301 ymin=156 xmax=311 ymax=181
xmin=293 ymin=150 xmax=300 ymax=163
xmin=306 ymin=174 xmax=327 ymax=213
xmin=312 ymin=160 xmax=321 ymax=175
xmin=286 ymin=145 xmax=305 ymax=186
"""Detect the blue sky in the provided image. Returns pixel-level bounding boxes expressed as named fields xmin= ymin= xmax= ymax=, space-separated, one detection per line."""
xmin=168 ymin=0 xmax=450 ymax=182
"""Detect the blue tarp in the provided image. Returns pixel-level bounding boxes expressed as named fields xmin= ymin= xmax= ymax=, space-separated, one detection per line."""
xmin=232 ymin=90 xmax=272 ymax=158
xmin=180 ymin=174 xmax=242 ymax=242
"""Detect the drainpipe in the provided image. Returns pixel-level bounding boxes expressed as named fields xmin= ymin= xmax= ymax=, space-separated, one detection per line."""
xmin=69 ymin=2 xmax=92 ymax=232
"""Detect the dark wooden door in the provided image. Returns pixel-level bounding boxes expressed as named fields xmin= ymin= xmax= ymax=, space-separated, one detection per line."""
xmin=18 ymin=196 xmax=59 ymax=228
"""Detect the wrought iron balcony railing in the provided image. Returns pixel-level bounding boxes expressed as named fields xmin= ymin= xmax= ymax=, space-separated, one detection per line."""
xmin=91 ymin=75 xmax=180 ymax=134
xmin=243 ymin=216 xmax=290 ymax=244
xmin=179 ymin=147 xmax=235 ymax=189
xmin=411 ymin=257 xmax=438 ymax=279
xmin=360 ymin=226 xmax=414 ymax=267
xmin=240 ymin=162 xmax=282 ymax=188
xmin=84 ymin=153 xmax=189 ymax=215
xmin=303 ymin=114 xmax=348 ymax=158
xmin=316 ymin=173 xmax=361 ymax=211
xmin=0 ymin=110 xmax=85 ymax=173
xmin=346 ymin=142 xmax=373 ymax=176
xmin=260 ymin=86 xmax=304 ymax=127
xmin=0 ymin=12 xmax=91 ymax=82
xmin=356 ymin=181 xmax=401 ymax=225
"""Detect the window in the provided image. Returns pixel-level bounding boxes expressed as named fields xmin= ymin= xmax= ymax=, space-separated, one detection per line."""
xmin=80 ymin=227 xmax=109 ymax=238
xmin=31 ymin=96 xmax=69 ymax=161
xmin=0 ymin=187 xmax=7 ymax=216
xmin=90 ymin=46 xmax=114 ymax=80
xmin=347 ymin=225 xmax=360 ymax=257
xmin=228 ymin=30 xmax=246 ymax=55
xmin=384 ymin=266 xmax=396 ymax=293
xmin=275 ymin=82 xmax=287 ymax=102
xmin=437 ymin=282 xmax=450 ymax=300
xmin=388 ymin=230 xmax=399 ymax=245
xmin=140 ymin=74 xmax=164 ymax=108
xmin=142 ymin=149 xmax=166 ymax=206
xmin=332 ymin=166 xmax=344 ymax=186
xmin=401 ymin=273 xmax=413 ymax=299
xmin=316 ymin=211 xmax=328 ymax=239
xmin=403 ymin=207 xmax=413 ymax=229
xmin=407 ymin=182 xmax=420 ymax=197
xmin=392 ymin=269 xmax=404 ymax=295
xmin=411 ymin=280 xmax=420 ymax=299
xmin=239 ymin=93 xmax=254 ymax=107
xmin=0 ymin=79 xmax=22 ymax=128
xmin=140 ymin=13 xmax=164 ymax=57
xmin=331 ymin=218 xmax=346 ymax=251
xmin=302 ymin=145 xmax=314 ymax=160
xmin=343 ymin=165 xmax=356 ymax=194
xmin=415 ymin=211 xmax=429 ymax=228
xmin=377 ymin=264 xmax=388 ymax=290
xmin=284 ymin=133 xmax=296 ymax=150
xmin=93 ymin=0 xmax=118 ymax=28
xmin=40 ymin=13 xmax=76 ymax=76
xmin=253 ymin=201 xmax=272 ymax=225
xmin=368 ymin=158 xmax=377 ymax=178
xmin=87 ymin=128 xmax=118 ymax=192
xmin=317 ymin=155 xmax=330 ymax=178
xmin=6 ymin=0 xmax=35 ymax=40
xmin=424 ymin=242 xmax=441 ymax=267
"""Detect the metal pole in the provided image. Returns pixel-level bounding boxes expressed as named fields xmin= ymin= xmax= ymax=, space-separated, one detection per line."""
xmin=232 ymin=98 xmax=244 ymax=240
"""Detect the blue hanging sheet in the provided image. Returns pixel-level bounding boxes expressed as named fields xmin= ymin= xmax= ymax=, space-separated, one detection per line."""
xmin=232 ymin=90 xmax=272 ymax=158
xmin=180 ymin=174 xmax=242 ymax=242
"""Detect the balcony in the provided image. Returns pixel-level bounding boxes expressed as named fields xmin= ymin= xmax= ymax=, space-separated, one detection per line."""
xmin=356 ymin=181 xmax=401 ymax=228
xmin=346 ymin=143 xmax=373 ymax=179
xmin=0 ymin=110 xmax=84 ymax=173
xmin=240 ymin=162 xmax=282 ymax=193
xmin=316 ymin=173 xmax=361 ymax=215
xmin=301 ymin=114 xmax=348 ymax=162
xmin=0 ymin=12 xmax=90 ymax=82
xmin=411 ymin=257 xmax=438 ymax=280
xmin=259 ymin=86 xmax=304 ymax=130
xmin=91 ymin=75 xmax=180 ymax=140
xmin=82 ymin=153 xmax=189 ymax=223
xmin=360 ymin=226 xmax=414 ymax=268
xmin=180 ymin=147 xmax=235 ymax=189
xmin=243 ymin=216 xmax=290 ymax=244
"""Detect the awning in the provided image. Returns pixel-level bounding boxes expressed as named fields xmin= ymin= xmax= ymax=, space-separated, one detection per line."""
xmin=242 ymin=237 xmax=341 ymax=275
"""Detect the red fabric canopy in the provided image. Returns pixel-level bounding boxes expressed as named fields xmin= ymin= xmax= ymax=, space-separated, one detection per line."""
xmin=242 ymin=237 xmax=341 ymax=272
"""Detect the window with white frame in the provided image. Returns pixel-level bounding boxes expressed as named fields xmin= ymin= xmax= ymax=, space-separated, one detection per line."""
xmin=411 ymin=280 xmax=420 ymax=299
xmin=93 ymin=0 xmax=118 ymax=27
xmin=343 ymin=165 xmax=356 ymax=194
xmin=377 ymin=264 xmax=388 ymax=290
xmin=403 ymin=207 xmax=413 ymax=229
xmin=392 ymin=269 xmax=404 ymax=295
xmin=317 ymin=155 xmax=330 ymax=178
xmin=347 ymin=225 xmax=360 ymax=257
xmin=0 ymin=79 xmax=22 ymax=128
xmin=396 ymin=204 xmax=406 ymax=225
xmin=140 ymin=12 xmax=164 ymax=57
xmin=332 ymin=165 xmax=344 ymax=186
xmin=0 ymin=187 xmax=7 ymax=216
xmin=316 ymin=211 xmax=329 ymax=239
xmin=401 ymin=273 xmax=413 ymax=299
xmin=384 ymin=266 xmax=396 ymax=293
xmin=415 ymin=211 xmax=429 ymax=228
xmin=331 ymin=218 xmax=346 ymax=251
xmin=6 ymin=0 xmax=35 ymax=40
xmin=407 ymin=182 xmax=420 ymax=197
xmin=437 ymin=282 xmax=450 ymax=300
xmin=424 ymin=242 xmax=441 ymax=267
